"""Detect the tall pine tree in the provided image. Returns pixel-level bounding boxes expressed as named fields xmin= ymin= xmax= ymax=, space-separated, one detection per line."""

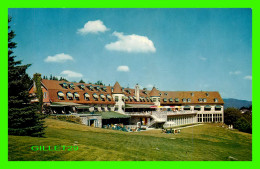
xmin=8 ymin=16 xmax=45 ymax=137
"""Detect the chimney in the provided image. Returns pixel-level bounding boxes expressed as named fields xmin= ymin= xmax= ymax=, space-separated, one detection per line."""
xmin=135 ymin=83 xmax=140 ymax=101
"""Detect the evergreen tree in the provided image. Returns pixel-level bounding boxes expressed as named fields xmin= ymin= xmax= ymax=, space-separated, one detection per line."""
xmin=79 ymin=79 xmax=85 ymax=83
xmin=8 ymin=17 xmax=45 ymax=137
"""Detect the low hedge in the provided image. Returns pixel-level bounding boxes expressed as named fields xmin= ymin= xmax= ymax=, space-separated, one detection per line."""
xmin=48 ymin=115 xmax=82 ymax=124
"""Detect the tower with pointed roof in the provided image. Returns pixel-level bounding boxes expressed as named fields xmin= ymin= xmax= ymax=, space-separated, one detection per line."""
xmin=150 ymin=87 xmax=161 ymax=107
xmin=112 ymin=81 xmax=125 ymax=114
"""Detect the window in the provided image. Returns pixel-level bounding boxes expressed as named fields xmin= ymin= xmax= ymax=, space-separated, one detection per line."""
xmin=159 ymin=93 xmax=161 ymax=96
xmin=169 ymin=98 xmax=173 ymax=102
xmin=199 ymin=98 xmax=202 ymax=102
xmin=204 ymin=105 xmax=211 ymax=111
xmin=182 ymin=98 xmax=187 ymax=102
xmin=214 ymin=98 xmax=218 ymax=103
xmin=115 ymin=96 xmax=119 ymax=102
xmin=100 ymin=94 xmax=105 ymax=101
xmin=107 ymin=94 xmax=112 ymax=101
xmin=206 ymin=92 xmax=209 ymax=97
xmin=187 ymin=98 xmax=191 ymax=102
xmin=203 ymin=98 xmax=207 ymax=102
xmin=74 ymin=92 xmax=80 ymax=100
xmin=115 ymin=106 xmax=118 ymax=111
xmin=84 ymin=93 xmax=90 ymax=101
xmin=60 ymin=83 xmax=68 ymax=89
xmin=44 ymin=92 xmax=47 ymax=99
xmin=93 ymin=93 xmax=98 ymax=101
xmin=194 ymin=105 xmax=201 ymax=111
xmin=102 ymin=87 xmax=107 ymax=92
xmin=215 ymin=105 xmax=222 ymax=111
xmin=57 ymin=91 xmax=64 ymax=100
xmin=191 ymin=92 xmax=194 ymax=96
xmin=79 ymin=84 xmax=85 ymax=90
xmin=87 ymin=85 xmax=93 ymax=91
xmin=175 ymin=98 xmax=179 ymax=102
xmin=153 ymin=98 xmax=157 ymax=102
xmin=95 ymin=86 xmax=100 ymax=91
xmin=67 ymin=92 xmax=73 ymax=100
xmin=164 ymin=92 xmax=168 ymax=96
xmin=69 ymin=83 xmax=75 ymax=89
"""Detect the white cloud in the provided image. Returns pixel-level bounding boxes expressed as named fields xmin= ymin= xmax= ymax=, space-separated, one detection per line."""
xmin=60 ymin=70 xmax=83 ymax=78
xmin=44 ymin=53 xmax=74 ymax=63
xmin=117 ymin=65 xmax=130 ymax=72
xmin=146 ymin=84 xmax=154 ymax=89
xmin=244 ymin=75 xmax=252 ymax=80
xmin=199 ymin=56 xmax=207 ymax=61
xmin=229 ymin=71 xmax=241 ymax=75
xmin=105 ymin=32 xmax=156 ymax=53
xmin=77 ymin=20 xmax=109 ymax=35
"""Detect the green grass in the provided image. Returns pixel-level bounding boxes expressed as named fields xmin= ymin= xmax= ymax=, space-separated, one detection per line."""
xmin=8 ymin=118 xmax=252 ymax=161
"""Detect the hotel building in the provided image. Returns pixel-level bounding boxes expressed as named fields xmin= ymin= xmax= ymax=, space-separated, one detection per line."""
xmin=29 ymin=74 xmax=224 ymax=128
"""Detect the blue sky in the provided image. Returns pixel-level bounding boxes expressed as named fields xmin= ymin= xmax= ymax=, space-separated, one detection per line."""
xmin=8 ymin=8 xmax=252 ymax=101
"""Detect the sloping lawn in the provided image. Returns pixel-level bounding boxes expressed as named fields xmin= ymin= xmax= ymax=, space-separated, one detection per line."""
xmin=8 ymin=118 xmax=252 ymax=161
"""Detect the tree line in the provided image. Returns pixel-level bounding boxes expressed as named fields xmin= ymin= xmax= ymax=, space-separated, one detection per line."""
xmin=224 ymin=106 xmax=252 ymax=134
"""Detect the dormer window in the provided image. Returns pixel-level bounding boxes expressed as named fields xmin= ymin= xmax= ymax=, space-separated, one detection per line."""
xmin=169 ymin=98 xmax=173 ymax=102
xmin=57 ymin=91 xmax=65 ymax=100
xmin=159 ymin=93 xmax=162 ymax=96
xmin=102 ymin=87 xmax=107 ymax=92
xmin=187 ymin=98 xmax=191 ymax=102
xmin=191 ymin=92 xmax=194 ymax=96
xmin=95 ymin=86 xmax=100 ymax=91
xmin=60 ymin=83 xmax=68 ymax=89
xmin=203 ymin=98 xmax=207 ymax=102
xmin=143 ymin=91 xmax=147 ymax=94
xmin=146 ymin=97 xmax=150 ymax=102
xmin=164 ymin=93 xmax=168 ymax=96
xmin=67 ymin=92 xmax=73 ymax=100
xmin=107 ymin=94 xmax=112 ymax=101
xmin=163 ymin=98 xmax=167 ymax=102
xmin=93 ymin=93 xmax=98 ymax=101
xmin=87 ymin=85 xmax=93 ymax=91
xmin=74 ymin=92 xmax=80 ymax=100
xmin=100 ymin=94 xmax=105 ymax=101
xmin=206 ymin=92 xmax=209 ymax=97
xmin=69 ymin=83 xmax=75 ymax=89
xmin=214 ymin=98 xmax=218 ymax=103
xmin=84 ymin=93 xmax=90 ymax=101
xmin=199 ymin=98 xmax=203 ymax=102
xmin=175 ymin=98 xmax=179 ymax=102
xmin=78 ymin=84 xmax=85 ymax=90
xmin=133 ymin=96 xmax=137 ymax=101
xmin=182 ymin=98 xmax=187 ymax=102
xmin=128 ymin=96 xmax=132 ymax=101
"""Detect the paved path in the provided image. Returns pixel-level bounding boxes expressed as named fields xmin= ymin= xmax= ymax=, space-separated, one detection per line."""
xmin=174 ymin=124 xmax=204 ymax=130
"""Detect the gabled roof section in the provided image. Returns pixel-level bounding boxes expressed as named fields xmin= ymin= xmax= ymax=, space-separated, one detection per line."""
xmin=149 ymin=87 xmax=160 ymax=97
xmin=113 ymin=81 xmax=123 ymax=94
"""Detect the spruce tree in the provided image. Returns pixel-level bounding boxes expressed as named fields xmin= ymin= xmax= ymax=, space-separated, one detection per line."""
xmin=8 ymin=16 xmax=45 ymax=137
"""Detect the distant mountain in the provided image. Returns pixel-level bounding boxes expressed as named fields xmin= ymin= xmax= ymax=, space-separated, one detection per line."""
xmin=223 ymin=98 xmax=252 ymax=109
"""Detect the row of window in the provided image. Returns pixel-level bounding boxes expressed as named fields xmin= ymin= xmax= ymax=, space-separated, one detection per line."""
xmin=60 ymin=83 xmax=108 ymax=92
xmin=197 ymin=113 xmax=223 ymax=122
xmin=57 ymin=91 xmax=112 ymax=101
